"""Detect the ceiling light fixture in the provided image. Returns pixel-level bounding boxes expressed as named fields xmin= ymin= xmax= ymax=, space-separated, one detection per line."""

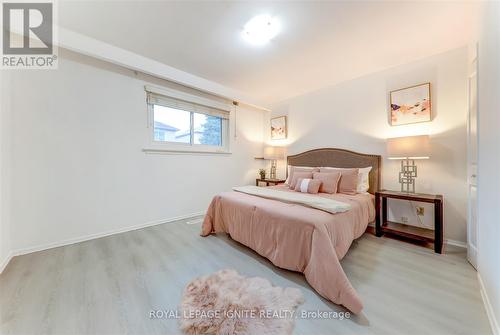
xmin=242 ymin=14 xmax=281 ymax=46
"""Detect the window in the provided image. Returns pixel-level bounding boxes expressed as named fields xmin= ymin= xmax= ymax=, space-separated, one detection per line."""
xmin=193 ymin=113 xmax=222 ymax=146
xmin=145 ymin=87 xmax=230 ymax=153
xmin=153 ymin=105 xmax=191 ymax=144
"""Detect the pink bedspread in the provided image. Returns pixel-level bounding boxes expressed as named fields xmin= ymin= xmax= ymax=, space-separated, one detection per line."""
xmin=201 ymin=185 xmax=375 ymax=314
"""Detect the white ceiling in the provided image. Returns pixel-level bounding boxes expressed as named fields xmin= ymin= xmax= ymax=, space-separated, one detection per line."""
xmin=59 ymin=1 xmax=480 ymax=105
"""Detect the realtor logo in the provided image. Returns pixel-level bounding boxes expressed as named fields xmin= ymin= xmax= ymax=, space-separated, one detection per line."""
xmin=1 ymin=1 xmax=57 ymax=69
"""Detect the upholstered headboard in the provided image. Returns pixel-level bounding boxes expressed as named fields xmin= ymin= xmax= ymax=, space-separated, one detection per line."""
xmin=287 ymin=148 xmax=381 ymax=194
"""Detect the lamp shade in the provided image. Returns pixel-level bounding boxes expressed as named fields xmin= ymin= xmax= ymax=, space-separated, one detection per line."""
xmin=387 ymin=135 xmax=430 ymax=159
xmin=263 ymin=146 xmax=285 ymax=160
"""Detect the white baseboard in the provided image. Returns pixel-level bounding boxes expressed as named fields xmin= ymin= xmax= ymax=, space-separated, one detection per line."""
xmin=7 ymin=211 xmax=205 ymax=263
xmin=467 ymin=243 xmax=478 ymax=269
xmin=445 ymin=239 xmax=467 ymax=249
xmin=478 ymin=272 xmax=500 ymax=335
xmin=0 ymin=251 xmax=13 ymax=274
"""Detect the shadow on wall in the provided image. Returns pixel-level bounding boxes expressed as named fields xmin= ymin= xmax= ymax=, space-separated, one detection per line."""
xmin=429 ymin=124 xmax=467 ymax=179
xmin=284 ymin=126 xmax=386 ymax=157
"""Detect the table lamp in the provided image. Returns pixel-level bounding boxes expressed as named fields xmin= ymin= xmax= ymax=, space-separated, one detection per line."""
xmin=387 ymin=135 xmax=430 ymax=193
xmin=263 ymin=146 xmax=285 ymax=179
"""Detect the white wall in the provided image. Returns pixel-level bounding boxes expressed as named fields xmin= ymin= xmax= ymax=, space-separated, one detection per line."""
xmin=271 ymin=48 xmax=468 ymax=243
xmin=477 ymin=2 xmax=500 ymax=333
xmin=0 ymin=70 xmax=12 ymax=271
xmin=6 ymin=49 xmax=265 ymax=253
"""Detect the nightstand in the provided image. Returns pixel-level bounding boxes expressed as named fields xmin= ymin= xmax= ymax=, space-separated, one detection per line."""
xmin=256 ymin=178 xmax=286 ymax=187
xmin=375 ymin=190 xmax=443 ymax=253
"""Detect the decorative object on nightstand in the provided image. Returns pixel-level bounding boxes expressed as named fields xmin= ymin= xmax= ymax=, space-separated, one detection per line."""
xmin=256 ymin=178 xmax=286 ymax=187
xmin=263 ymin=146 xmax=285 ymax=179
xmin=387 ymin=135 xmax=430 ymax=193
xmin=375 ymin=190 xmax=443 ymax=253
xmin=259 ymin=169 xmax=266 ymax=179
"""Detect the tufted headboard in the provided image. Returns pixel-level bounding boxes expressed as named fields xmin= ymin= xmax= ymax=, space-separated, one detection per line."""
xmin=287 ymin=148 xmax=381 ymax=194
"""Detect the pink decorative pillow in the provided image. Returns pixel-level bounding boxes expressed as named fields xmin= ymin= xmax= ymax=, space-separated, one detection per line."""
xmin=339 ymin=169 xmax=359 ymax=195
xmin=320 ymin=168 xmax=359 ymax=195
xmin=294 ymin=178 xmax=322 ymax=194
xmin=313 ymin=171 xmax=341 ymax=194
xmin=289 ymin=171 xmax=313 ymax=189
xmin=321 ymin=166 xmax=372 ymax=193
xmin=287 ymin=166 xmax=319 ymax=185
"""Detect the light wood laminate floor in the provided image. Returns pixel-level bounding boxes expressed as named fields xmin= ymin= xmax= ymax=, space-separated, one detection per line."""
xmin=0 ymin=217 xmax=492 ymax=335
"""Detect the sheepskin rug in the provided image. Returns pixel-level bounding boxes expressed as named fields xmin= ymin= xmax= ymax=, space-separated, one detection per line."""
xmin=179 ymin=269 xmax=304 ymax=335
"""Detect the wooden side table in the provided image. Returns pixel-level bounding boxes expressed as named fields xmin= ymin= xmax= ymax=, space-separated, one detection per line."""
xmin=256 ymin=178 xmax=286 ymax=187
xmin=375 ymin=190 xmax=444 ymax=253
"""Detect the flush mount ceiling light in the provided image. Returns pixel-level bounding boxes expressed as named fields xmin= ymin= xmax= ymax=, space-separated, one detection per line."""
xmin=242 ymin=14 xmax=281 ymax=46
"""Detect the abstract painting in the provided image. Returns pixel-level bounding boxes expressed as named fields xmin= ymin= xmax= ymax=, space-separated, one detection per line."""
xmin=271 ymin=116 xmax=287 ymax=140
xmin=390 ymin=83 xmax=431 ymax=126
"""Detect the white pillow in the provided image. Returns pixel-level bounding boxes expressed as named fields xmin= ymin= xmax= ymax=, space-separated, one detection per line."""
xmin=285 ymin=166 xmax=317 ymax=185
xmin=357 ymin=167 xmax=372 ymax=193
xmin=320 ymin=166 xmax=372 ymax=193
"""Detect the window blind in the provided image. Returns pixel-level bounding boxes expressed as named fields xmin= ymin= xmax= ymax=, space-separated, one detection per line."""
xmin=146 ymin=91 xmax=230 ymax=120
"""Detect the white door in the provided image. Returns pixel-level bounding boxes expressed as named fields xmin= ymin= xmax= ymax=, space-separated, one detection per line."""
xmin=467 ymin=51 xmax=478 ymax=269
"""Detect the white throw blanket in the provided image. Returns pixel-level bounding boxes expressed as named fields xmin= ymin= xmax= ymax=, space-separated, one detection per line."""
xmin=232 ymin=185 xmax=351 ymax=214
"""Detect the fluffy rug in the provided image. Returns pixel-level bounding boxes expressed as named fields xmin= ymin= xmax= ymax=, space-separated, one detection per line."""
xmin=179 ymin=269 xmax=304 ymax=335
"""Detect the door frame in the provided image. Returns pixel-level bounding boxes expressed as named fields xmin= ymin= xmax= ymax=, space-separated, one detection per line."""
xmin=466 ymin=44 xmax=479 ymax=269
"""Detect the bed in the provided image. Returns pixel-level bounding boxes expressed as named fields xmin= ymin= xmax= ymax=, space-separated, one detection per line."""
xmin=201 ymin=148 xmax=381 ymax=314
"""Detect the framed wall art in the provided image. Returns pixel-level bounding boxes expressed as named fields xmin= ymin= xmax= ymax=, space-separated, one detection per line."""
xmin=271 ymin=116 xmax=287 ymax=140
xmin=390 ymin=83 xmax=431 ymax=126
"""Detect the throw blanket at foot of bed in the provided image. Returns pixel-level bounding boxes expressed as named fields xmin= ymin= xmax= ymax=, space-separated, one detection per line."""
xmin=201 ymin=189 xmax=373 ymax=314
xmin=232 ymin=186 xmax=351 ymax=214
